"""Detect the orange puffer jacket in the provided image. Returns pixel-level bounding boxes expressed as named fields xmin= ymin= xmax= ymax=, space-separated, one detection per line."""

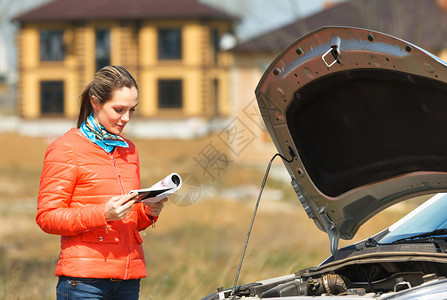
xmin=37 ymin=128 xmax=156 ymax=279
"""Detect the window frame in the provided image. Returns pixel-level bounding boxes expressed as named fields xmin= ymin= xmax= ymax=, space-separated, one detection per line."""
xmin=157 ymin=28 xmax=182 ymax=60
xmin=40 ymin=80 xmax=65 ymax=116
xmin=95 ymin=28 xmax=111 ymax=70
xmin=158 ymin=79 xmax=183 ymax=109
xmin=211 ymin=28 xmax=220 ymax=64
xmin=39 ymin=30 xmax=65 ymax=62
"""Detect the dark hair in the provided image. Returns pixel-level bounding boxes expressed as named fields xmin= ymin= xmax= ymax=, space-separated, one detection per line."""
xmin=77 ymin=65 xmax=138 ymax=128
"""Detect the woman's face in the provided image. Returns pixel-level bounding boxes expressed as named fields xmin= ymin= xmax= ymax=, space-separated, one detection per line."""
xmin=92 ymin=86 xmax=138 ymax=135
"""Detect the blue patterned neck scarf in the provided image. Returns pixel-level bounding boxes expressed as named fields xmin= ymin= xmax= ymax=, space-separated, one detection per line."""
xmin=79 ymin=114 xmax=129 ymax=153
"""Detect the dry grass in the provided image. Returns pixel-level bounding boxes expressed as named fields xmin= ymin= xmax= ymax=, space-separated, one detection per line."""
xmin=0 ymin=132 xmax=421 ymax=299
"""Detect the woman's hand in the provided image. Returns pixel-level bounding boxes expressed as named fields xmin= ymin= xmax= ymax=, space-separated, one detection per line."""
xmin=144 ymin=197 xmax=168 ymax=217
xmin=104 ymin=193 xmax=137 ymax=222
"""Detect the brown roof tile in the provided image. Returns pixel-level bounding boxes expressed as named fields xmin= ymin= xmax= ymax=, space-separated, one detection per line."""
xmin=14 ymin=0 xmax=237 ymax=22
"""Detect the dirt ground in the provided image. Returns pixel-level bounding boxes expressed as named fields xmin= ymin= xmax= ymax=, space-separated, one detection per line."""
xmin=0 ymin=132 xmax=426 ymax=299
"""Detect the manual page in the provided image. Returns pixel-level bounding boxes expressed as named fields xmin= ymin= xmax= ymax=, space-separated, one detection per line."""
xmin=129 ymin=173 xmax=182 ymax=203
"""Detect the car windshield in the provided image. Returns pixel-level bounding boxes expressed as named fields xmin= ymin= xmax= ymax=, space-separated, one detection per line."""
xmin=378 ymin=193 xmax=447 ymax=244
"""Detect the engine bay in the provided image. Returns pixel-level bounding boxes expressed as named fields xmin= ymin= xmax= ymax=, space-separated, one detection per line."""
xmin=210 ymin=250 xmax=447 ymax=299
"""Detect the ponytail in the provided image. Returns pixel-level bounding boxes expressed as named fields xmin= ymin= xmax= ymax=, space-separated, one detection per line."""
xmin=77 ymin=81 xmax=94 ymax=128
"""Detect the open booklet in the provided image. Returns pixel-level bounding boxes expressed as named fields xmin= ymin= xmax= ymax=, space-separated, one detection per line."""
xmin=129 ymin=173 xmax=182 ymax=203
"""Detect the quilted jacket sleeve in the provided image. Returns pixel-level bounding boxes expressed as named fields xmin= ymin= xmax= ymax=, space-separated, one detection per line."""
xmin=36 ymin=140 xmax=107 ymax=236
xmin=135 ymin=203 xmax=159 ymax=231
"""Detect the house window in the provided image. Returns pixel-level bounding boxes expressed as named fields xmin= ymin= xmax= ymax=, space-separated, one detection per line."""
xmin=158 ymin=28 xmax=182 ymax=60
xmin=40 ymin=81 xmax=64 ymax=115
xmin=40 ymin=30 xmax=65 ymax=61
xmin=158 ymin=80 xmax=182 ymax=108
xmin=211 ymin=28 xmax=219 ymax=64
xmin=95 ymin=29 xmax=110 ymax=70
xmin=212 ymin=78 xmax=219 ymax=115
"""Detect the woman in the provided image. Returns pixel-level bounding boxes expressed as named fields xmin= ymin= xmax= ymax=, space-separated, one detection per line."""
xmin=37 ymin=65 xmax=166 ymax=299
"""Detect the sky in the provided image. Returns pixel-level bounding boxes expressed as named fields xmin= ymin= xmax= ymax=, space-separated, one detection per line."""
xmin=0 ymin=0 xmax=54 ymax=79
xmin=0 ymin=0 xmax=343 ymax=80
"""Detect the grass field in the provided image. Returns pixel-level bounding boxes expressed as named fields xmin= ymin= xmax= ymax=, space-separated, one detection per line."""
xmin=0 ymin=132 xmax=425 ymax=299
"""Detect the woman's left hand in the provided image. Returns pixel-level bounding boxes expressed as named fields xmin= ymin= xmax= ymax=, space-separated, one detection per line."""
xmin=144 ymin=197 xmax=168 ymax=217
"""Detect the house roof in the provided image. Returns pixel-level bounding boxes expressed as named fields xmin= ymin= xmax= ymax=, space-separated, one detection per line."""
xmin=232 ymin=0 xmax=447 ymax=54
xmin=14 ymin=0 xmax=237 ymax=22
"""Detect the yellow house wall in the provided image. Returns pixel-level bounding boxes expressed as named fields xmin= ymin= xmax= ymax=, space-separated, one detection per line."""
xmin=137 ymin=20 xmax=232 ymax=118
xmin=21 ymin=73 xmax=39 ymax=118
xmin=82 ymin=26 xmax=96 ymax=86
xmin=19 ymin=24 xmax=79 ymax=118
xmin=183 ymin=23 xmax=203 ymax=67
xmin=217 ymin=68 xmax=231 ymax=115
xmin=18 ymin=19 xmax=233 ymax=120
xmin=19 ymin=27 xmax=39 ymax=118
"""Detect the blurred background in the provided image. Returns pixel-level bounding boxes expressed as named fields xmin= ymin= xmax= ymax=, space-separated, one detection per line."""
xmin=0 ymin=0 xmax=445 ymax=298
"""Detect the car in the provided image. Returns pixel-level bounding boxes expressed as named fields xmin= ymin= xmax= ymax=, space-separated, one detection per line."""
xmin=202 ymin=26 xmax=447 ymax=299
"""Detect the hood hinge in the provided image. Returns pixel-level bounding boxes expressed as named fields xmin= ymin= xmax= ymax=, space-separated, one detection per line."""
xmin=292 ymin=178 xmax=340 ymax=254
xmin=319 ymin=207 xmax=340 ymax=255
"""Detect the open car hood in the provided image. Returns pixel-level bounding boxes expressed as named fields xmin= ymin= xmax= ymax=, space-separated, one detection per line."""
xmin=255 ymin=26 xmax=447 ymax=253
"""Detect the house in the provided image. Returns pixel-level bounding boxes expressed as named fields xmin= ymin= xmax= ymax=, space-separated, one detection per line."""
xmin=13 ymin=0 xmax=237 ymax=138
xmin=229 ymin=0 xmax=447 ymax=165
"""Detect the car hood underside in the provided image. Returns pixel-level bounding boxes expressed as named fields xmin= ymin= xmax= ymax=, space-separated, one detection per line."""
xmin=255 ymin=26 xmax=447 ymax=252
